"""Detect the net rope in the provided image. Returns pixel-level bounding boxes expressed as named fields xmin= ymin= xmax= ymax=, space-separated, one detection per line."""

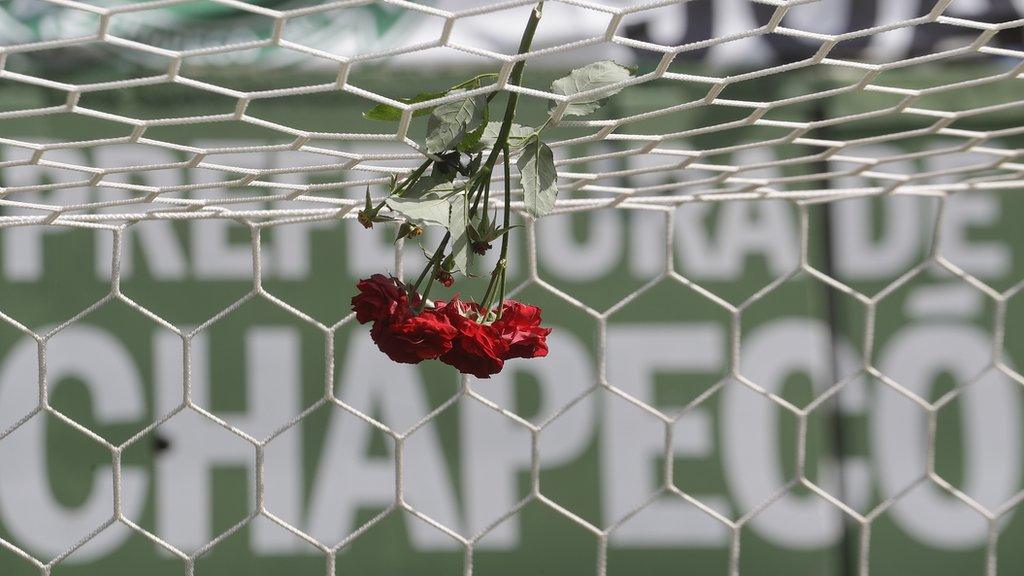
xmin=0 ymin=0 xmax=1023 ymax=225
xmin=0 ymin=1 xmax=1023 ymax=575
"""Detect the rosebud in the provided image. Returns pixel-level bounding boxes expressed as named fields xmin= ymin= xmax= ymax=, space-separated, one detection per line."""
xmin=395 ymin=222 xmax=425 ymax=243
xmin=434 ymin=268 xmax=454 ymax=287
xmin=358 ymin=186 xmax=395 ymax=229
xmin=471 ymin=240 xmax=491 ymax=255
xmin=470 ymin=208 xmax=517 ymax=251
xmin=360 ymin=186 xmax=375 ymax=228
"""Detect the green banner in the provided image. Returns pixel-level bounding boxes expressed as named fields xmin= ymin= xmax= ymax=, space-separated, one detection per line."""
xmin=1 ymin=67 xmax=1023 ymax=575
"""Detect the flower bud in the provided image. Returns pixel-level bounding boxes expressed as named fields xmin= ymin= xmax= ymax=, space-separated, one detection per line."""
xmin=471 ymin=240 xmax=491 ymax=256
xmin=394 ymin=222 xmax=424 ymax=243
xmin=434 ymin=268 xmax=454 ymax=287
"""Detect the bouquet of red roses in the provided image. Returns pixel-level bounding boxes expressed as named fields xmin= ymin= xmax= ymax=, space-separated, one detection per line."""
xmin=348 ymin=3 xmax=632 ymax=377
xmin=352 ymin=275 xmax=550 ymax=378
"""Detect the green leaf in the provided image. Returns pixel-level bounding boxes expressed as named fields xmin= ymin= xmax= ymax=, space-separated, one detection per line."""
xmin=479 ymin=122 xmax=535 ymax=150
xmin=549 ymin=60 xmax=633 ymax=117
xmin=403 ymin=175 xmax=455 ymax=199
xmin=386 ymin=194 xmax=452 ymax=227
xmin=450 ymin=72 xmax=498 ymax=91
xmin=458 ymin=104 xmax=490 ymax=154
xmin=426 ymin=94 xmax=486 ymax=154
xmin=517 ymin=138 xmax=558 ymax=218
xmin=449 ymin=193 xmax=470 ymax=274
xmin=363 ymin=73 xmax=498 ymax=122
xmin=363 ymin=91 xmax=447 ymax=122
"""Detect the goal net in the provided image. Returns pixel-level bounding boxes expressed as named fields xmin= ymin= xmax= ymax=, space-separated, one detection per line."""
xmin=0 ymin=1 xmax=1023 ymax=575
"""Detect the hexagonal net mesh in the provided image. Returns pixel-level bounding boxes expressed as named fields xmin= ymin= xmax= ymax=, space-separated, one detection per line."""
xmin=1 ymin=0 xmax=1022 ymax=225
xmin=1 ymin=1 xmax=1024 ymax=576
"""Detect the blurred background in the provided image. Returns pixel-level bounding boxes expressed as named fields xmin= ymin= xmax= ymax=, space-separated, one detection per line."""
xmin=1 ymin=1 xmax=1024 ymax=574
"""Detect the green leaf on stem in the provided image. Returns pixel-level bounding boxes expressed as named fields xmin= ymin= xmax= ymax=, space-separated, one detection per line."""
xmin=426 ymin=94 xmax=486 ymax=154
xmin=458 ymin=104 xmax=490 ymax=154
xmin=449 ymin=192 xmax=470 ymax=274
xmin=517 ymin=138 xmax=558 ymax=218
xmin=403 ymin=175 xmax=455 ymax=199
xmin=386 ymin=193 xmax=452 ymax=227
xmin=549 ymin=60 xmax=633 ymax=117
xmin=363 ymin=91 xmax=447 ymax=122
xmin=479 ymin=122 xmax=535 ymax=150
xmin=363 ymin=73 xmax=497 ymax=122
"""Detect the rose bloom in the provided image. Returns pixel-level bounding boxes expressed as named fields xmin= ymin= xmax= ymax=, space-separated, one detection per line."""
xmin=436 ymin=298 xmax=509 ymax=378
xmin=354 ymin=276 xmax=551 ymax=376
xmin=371 ymin=309 xmax=456 ymax=364
xmin=351 ymin=274 xmax=408 ymax=324
xmin=493 ymin=301 xmax=551 ymax=359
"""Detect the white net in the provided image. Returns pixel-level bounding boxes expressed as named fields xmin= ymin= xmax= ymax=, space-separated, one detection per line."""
xmin=1 ymin=0 xmax=1022 ymax=223
xmin=1 ymin=1 xmax=1023 ymax=575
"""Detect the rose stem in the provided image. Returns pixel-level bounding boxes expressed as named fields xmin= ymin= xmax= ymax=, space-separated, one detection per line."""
xmin=409 ymin=232 xmax=450 ymax=310
xmin=496 ymin=145 xmax=512 ymax=316
xmin=374 ymin=158 xmax=432 ymax=215
xmin=409 ymin=1 xmax=543 ymax=308
xmin=479 ymin=145 xmax=513 ymax=314
xmin=394 ymin=159 xmax=432 ymax=196
xmin=416 ymin=270 xmax=437 ymax=314
xmin=469 ymin=2 xmax=543 ymax=217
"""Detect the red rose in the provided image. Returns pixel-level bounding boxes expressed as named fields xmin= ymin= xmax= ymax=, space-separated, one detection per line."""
xmin=493 ymin=301 xmax=551 ymax=359
xmin=351 ymin=274 xmax=412 ymax=324
xmin=436 ymin=298 xmax=509 ymax=378
xmin=371 ymin=309 xmax=456 ymax=364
